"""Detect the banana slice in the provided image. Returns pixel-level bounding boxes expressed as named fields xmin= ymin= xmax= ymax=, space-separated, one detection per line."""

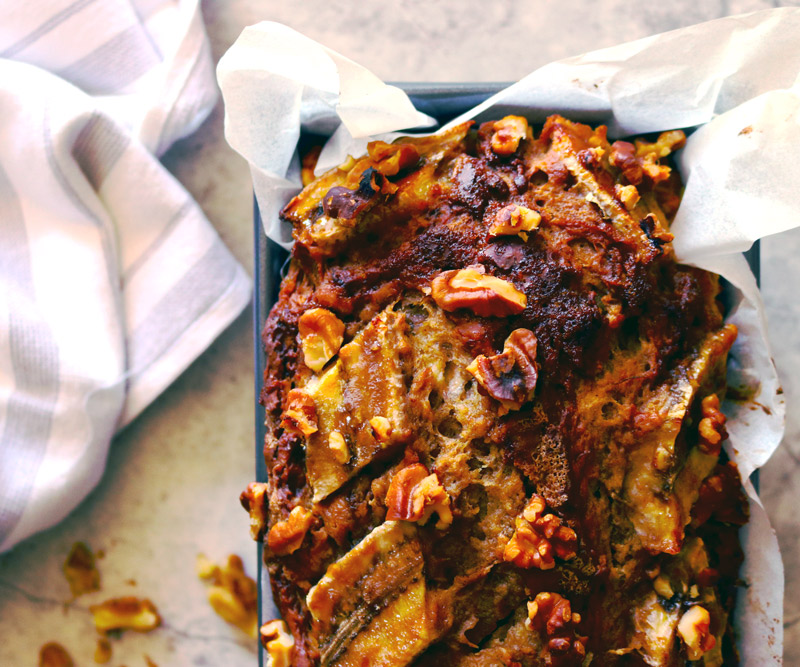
xmin=307 ymin=521 xmax=433 ymax=666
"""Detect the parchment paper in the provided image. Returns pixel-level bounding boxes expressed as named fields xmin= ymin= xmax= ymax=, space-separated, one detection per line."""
xmin=218 ymin=8 xmax=800 ymax=663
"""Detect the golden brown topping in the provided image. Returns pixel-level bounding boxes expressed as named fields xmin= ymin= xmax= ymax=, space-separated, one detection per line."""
xmin=367 ymin=140 xmax=421 ymax=176
xmin=39 ymin=643 xmax=74 ymax=667
xmin=63 ymin=541 xmax=100 ymax=598
xmin=697 ymin=393 xmax=726 ymax=456
xmin=89 ymin=597 xmax=161 ymax=633
xmin=635 ymin=130 xmax=686 ymax=159
xmin=653 ymin=574 xmax=675 ymax=599
xmin=467 ymin=328 xmax=538 ymax=411
xmin=94 ymin=637 xmax=112 ymax=664
xmin=491 ymin=115 xmax=529 ymax=155
xmin=368 ymin=415 xmax=393 ymax=444
xmin=677 ymin=606 xmax=716 ymax=661
xmin=526 ymin=592 xmax=587 ymax=667
xmin=267 ymin=506 xmax=314 ymax=555
xmin=298 ymin=307 xmax=345 ymax=372
xmin=504 ymin=495 xmax=578 ymax=570
xmin=328 ymin=431 xmax=350 ymax=464
xmin=431 ymin=265 xmax=527 ymax=317
xmin=281 ymin=388 xmax=318 ymax=436
xmin=261 ymin=619 xmax=295 ymax=667
xmin=614 ymin=183 xmax=640 ymax=211
xmin=385 ymin=463 xmax=452 ymax=529
xmin=240 ymin=482 xmax=268 ymax=540
xmin=197 ymin=554 xmax=259 ymax=638
xmin=488 ymin=203 xmax=541 ymax=239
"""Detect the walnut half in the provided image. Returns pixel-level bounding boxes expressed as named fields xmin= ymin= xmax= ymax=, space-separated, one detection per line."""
xmin=267 ymin=506 xmax=314 ymax=556
xmin=504 ymin=494 xmax=578 ymax=570
xmin=298 ymin=307 xmax=345 ymax=372
xmin=491 ymin=115 xmax=529 ymax=156
xmin=261 ymin=619 xmax=295 ymax=667
xmin=240 ymin=482 xmax=268 ymax=540
xmin=677 ymin=606 xmax=716 ymax=661
xmin=526 ymin=592 xmax=587 ymax=667
xmin=468 ymin=328 xmax=538 ymax=411
xmin=385 ymin=463 xmax=453 ymax=529
xmin=280 ymin=388 xmax=318 ymax=436
xmin=697 ymin=393 xmax=727 ymax=456
xmin=431 ymin=265 xmax=526 ymax=318
xmin=488 ymin=204 xmax=541 ymax=239
xmin=89 ymin=597 xmax=161 ymax=633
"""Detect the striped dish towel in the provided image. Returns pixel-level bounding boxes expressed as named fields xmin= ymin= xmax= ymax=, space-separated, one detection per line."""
xmin=0 ymin=0 xmax=251 ymax=552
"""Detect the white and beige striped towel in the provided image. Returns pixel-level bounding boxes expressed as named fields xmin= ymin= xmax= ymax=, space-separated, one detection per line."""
xmin=0 ymin=0 xmax=251 ymax=552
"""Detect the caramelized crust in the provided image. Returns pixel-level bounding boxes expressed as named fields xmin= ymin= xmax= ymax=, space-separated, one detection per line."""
xmin=257 ymin=115 xmax=747 ymax=666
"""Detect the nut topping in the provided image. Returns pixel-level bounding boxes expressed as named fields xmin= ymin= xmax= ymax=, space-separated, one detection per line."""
xmin=367 ymin=140 xmax=421 ymax=176
xmin=677 ymin=606 xmax=716 ymax=661
xmin=491 ymin=115 xmax=529 ymax=156
xmin=431 ymin=265 xmax=526 ymax=317
xmin=697 ymin=393 xmax=726 ymax=456
xmin=385 ymin=463 xmax=453 ymax=529
xmin=328 ymin=431 xmax=350 ymax=464
xmin=267 ymin=506 xmax=314 ymax=556
xmin=240 ymin=482 xmax=268 ymax=540
xmin=299 ymin=308 xmax=345 ymax=372
xmin=526 ymin=592 xmax=587 ymax=667
xmin=488 ymin=203 xmax=541 ymax=239
xmin=504 ymin=494 xmax=577 ymax=570
xmin=467 ymin=328 xmax=538 ymax=411
xmin=198 ymin=554 xmax=259 ymax=637
xmin=369 ymin=415 xmax=393 ymax=444
xmin=281 ymin=388 xmax=318 ymax=436
xmin=261 ymin=619 xmax=295 ymax=667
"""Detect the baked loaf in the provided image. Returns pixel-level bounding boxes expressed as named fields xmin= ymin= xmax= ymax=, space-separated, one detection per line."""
xmin=246 ymin=115 xmax=749 ymax=667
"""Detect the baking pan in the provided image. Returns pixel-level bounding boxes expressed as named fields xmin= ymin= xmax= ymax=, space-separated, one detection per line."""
xmin=252 ymin=82 xmax=760 ymax=663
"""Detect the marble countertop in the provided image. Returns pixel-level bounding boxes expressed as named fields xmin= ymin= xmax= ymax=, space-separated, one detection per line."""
xmin=1 ymin=1 xmax=798 ymax=665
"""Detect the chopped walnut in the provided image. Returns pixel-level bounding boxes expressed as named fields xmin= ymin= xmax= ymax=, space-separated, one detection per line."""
xmin=281 ymin=388 xmax=318 ymax=436
xmin=488 ymin=204 xmax=541 ymax=239
xmin=328 ymin=431 xmax=350 ymax=463
xmin=526 ymin=592 xmax=587 ymax=667
xmin=610 ymin=132 xmax=680 ymax=186
xmin=677 ymin=606 xmax=716 ymax=661
xmin=467 ymin=328 xmax=538 ymax=411
xmin=369 ymin=415 xmax=393 ymax=444
xmin=491 ymin=115 xmax=529 ymax=155
xmin=697 ymin=393 xmax=726 ymax=455
xmin=298 ymin=307 xmax=345 ymax=372
xmin=431 ymin=265 xmax=527 ymax=317
xmin=89 ymin=597 xmax=161 ymax=633
xmin=63 ymin=541 xmax=100 ymax=598
xmin=385 ymin=463 xmax=453 ymax=529
xmin=39 ymin=642 xmax=74 ymax=667
xmin=635 ymin=130 xmax=686 ymax=159
xmin=267 ymin=506 xmax=314 ymax=555
xmin=197 ymin=554 xmax=259 ymax=638
xmin=261 ymin=619 xmax=295 ymax=667
xmin=367 ymin=140 xmax=421 ymax=176
xmin=94 ymin=637 xmax=112 ymax=664
xmin=653 ymin=574 xmax=675 ymax=599
xmin=240 ymin=482 xmax=268 ymax=540
xmin=614 ymin=183 xmax=640 ymax=211
xmin=504 ymin=495 xmax=577 ymax=570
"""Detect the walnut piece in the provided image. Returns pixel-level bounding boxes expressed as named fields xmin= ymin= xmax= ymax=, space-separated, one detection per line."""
xmin=697 ymin=393 xmax=726 ymax=456
xmin=504 ymin=495 xmax=578 ymax=570
xmin=281 ymin=388 xmax=318 ymax=436
xmin=89 ymin=596 xmax=161 ymax=633
xmin=467 ymin=328 xmax=538 ymax=411
xmin=677 ymin=606 xmax=716 ymax=661
xmin=367 ymin=140 xmax=421 ymax=176
xmin=491 ymin=115 xmax=529 ymax=155
xmin=328 ymin=430 xmax=350 ymax=464
xmin=488 ymin=204 xmax=541 ymax=239
xmin=298 ymin=307 xmax=345 ymax=372
xmin=635 ymin=130 xmax=686 ymax=159
xmin=526 ymin=592 xmax=587 ymax=667
xmin=240 ymin=481 xmax=268 ymax=540
xmin=197 ymin=554 xmax=259 ymax=638
xmin=614 ymin=183 xmax=640 ymax=211
xmin=261 ymin=619 xmax=295 ymax=667
xmin=609 ymin=130 xmax=684 ymax=187
xmin=267 ymin=505 xmax=314 ymax=555
xmin=39 ymin=642 xmax=74 ymax=667
xmin=63 ymin=541 xmax=100 ymax=598
xmin=369 ymin=415 xmax=393 ymax=444
xmin=385 ymin=463 xmax=453 ymax=529
xmin=431 ymin=265 xmax=526 ymax=317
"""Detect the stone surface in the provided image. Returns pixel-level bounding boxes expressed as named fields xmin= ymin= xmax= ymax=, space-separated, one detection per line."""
xmin=1 ymin=1 xmax=798 ymax=665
